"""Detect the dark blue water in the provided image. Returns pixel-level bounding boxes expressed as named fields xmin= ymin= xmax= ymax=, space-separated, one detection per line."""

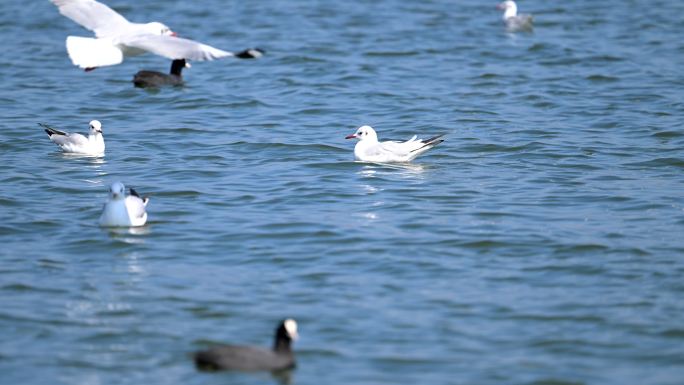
xmin=1 ymin=1 xmax=683 ymax=384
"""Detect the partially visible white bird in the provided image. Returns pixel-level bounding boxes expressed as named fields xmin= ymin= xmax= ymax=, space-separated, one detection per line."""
xmin=49 ymin=0 xmax=261 ymax=71
xmin=99 ymin=182 xmax=149 ymax=227
xmin=497 ymin=1 xmax=533 ymax=32
xmin=40 ymin=120 xmax=105 ymax=155
xmin=345 ymin=125 xmax=444 ymax=163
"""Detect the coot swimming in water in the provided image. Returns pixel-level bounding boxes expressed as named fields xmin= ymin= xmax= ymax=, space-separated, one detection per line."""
xmin=132 ymin=47 xmax=264 ymax=88
xmin=194 ymin=319 xmax=298 ymax=372
xmin=133 ymin=59 xmax=188 ymax=88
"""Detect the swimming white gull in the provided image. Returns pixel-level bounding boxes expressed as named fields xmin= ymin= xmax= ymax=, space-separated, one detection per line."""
xmin=40 ymin=120 xmax=105 ymax=155
xmin=345 ymin=125 xmax=444 ymax=163
xmin=497 ymin=1 xmax=533 ymax=32
xmin=99 ymin=182 xmax=149 ymax=227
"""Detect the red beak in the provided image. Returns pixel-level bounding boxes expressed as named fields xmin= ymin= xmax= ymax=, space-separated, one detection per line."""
xmin=345 ymin=134 xmax=357 ymax=139
xmin=170 ymin=32 xmax=178 ymax=37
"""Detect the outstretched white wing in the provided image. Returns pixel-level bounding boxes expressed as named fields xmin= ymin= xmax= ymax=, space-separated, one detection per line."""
xmin=66 ymin=36 xmax=124 ymax=68
xmin=122 ymin=35 xmax=234 ymax=61
xmin=50 ymin=0 xmax=131 ymax=38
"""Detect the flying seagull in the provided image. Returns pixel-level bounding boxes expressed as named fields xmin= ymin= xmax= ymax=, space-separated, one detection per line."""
xmin=50 ymin=0 xmax=263 ymax=71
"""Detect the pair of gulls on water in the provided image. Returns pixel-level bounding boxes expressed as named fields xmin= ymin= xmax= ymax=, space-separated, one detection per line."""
xmin=497 ymin=1 xmax=534 ymax=32
xmin=50 ymin=0 xmax=263 ymax=87
xmin=43 ymin=119 xmax=446 ymax=164
xmin=41 ymin=120 xmax=149 ymax=227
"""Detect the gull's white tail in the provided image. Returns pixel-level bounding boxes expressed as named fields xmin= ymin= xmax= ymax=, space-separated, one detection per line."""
xmin=66 ymin=36 xmax=123 ymax=70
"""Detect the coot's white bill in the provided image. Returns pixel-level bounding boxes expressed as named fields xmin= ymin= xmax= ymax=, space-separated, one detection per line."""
xmin=345 ymin=125 xmax=444 ymax=163
xmin=41 ymin=120 xmax=105 ymax=155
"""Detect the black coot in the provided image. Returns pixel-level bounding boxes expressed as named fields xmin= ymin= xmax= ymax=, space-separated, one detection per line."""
xmin=194 ymin=319 xmax=298 ymax=372
xmin=133 ymin=59 xmax=187 ymax=88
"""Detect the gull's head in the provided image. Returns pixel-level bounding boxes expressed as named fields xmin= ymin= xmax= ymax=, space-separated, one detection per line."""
xmin=345 ymin=125 xmax=378 ymax=141
xmin=281 ymin=318 xmax=299 ymax=341
xmin=109 ymin=182 xmax=126 ymax=200
xmin=497 ymin=1 xmax=518 ymax=18
xmin=89 ymin=120 xmax=102 ymax=135
xmin=147 ymin=22 xmax=177 ymax=37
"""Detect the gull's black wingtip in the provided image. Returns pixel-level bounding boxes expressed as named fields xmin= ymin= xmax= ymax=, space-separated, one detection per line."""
xmin=422 ymin=134 xmax=446 ymax=144
xmin=410 ymin=135 xmax=445 ymax=153
xmin=235 ymin=48 xmax=265 ymax=59
xmin=130 ymin=188 xmax=150 ymax=205
xmin=40 ymin=123 xmax=63 ymax=136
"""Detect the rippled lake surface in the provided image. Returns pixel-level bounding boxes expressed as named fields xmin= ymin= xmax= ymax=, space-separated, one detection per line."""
xmin=1 ymin=0 xmax=683 ymax=384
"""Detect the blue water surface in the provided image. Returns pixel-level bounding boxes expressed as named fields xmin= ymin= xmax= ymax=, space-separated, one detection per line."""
xmin=1 ymin=1 xmax=683 ymax=384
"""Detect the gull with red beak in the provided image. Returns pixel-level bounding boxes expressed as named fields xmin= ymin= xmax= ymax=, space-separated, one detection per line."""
xmin=50 ymin=0 xmax=262 ymax=71
xmin=99 ymin=182 xmax=149 ymax=227
xmin=345 ymin=125 xmax=445 ymax=163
